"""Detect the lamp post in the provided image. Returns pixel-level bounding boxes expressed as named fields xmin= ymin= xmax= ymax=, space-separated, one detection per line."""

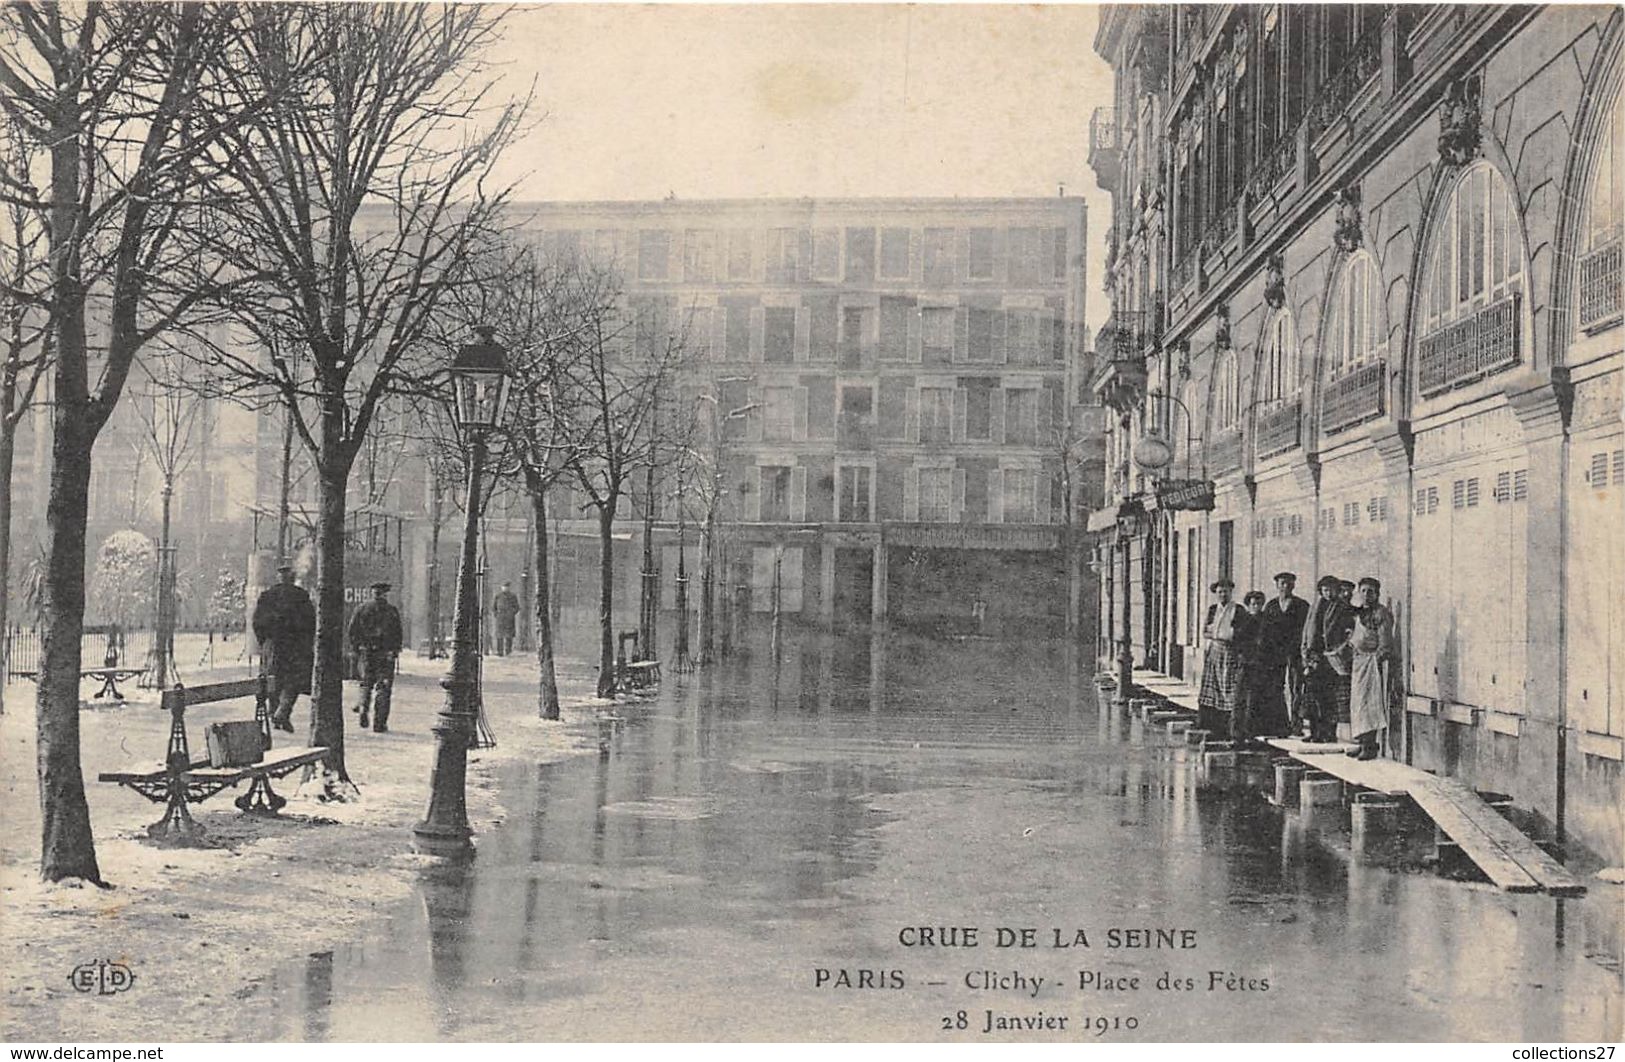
xmin=415 ymin=326 xmax=512 ymax=859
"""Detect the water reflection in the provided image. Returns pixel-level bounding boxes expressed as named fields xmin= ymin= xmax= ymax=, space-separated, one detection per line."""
xmin=270 ymin=626 xmax=1622 ymax=1042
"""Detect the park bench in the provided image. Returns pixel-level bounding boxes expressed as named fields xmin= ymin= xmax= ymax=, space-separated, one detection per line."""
xmin=11 ymin=666 xmax=149 ymax=701
xmin=613 ymin=630 xmax=661 ymax=692
xmin=98 ymin=676 xmax=328 ymax=843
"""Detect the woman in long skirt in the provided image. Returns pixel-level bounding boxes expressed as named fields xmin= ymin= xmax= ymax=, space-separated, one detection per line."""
xmin=1347 ymin=577 xmax=1395 ymax=760
xmin=1197 ymin=578 xmax=1249 ymax=739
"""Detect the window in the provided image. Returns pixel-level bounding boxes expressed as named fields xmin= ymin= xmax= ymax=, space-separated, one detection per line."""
xmin=684 ymin=230 xmax=716 ymax=281
xmin=840 ymin=306 xmax=872 ymax=367
xmin=1260 ymin=310 xmax=1299 ymax=405
xmin=1421 ymin=161 xmax=1525 ymax=332
xmin=845 ymin=228 xmax=876 ymax=282
xmin=1217 ymin=519 xmax=1234 ymax=583
xmin=880 ymin=227 xmax=911 ymax=279
xmin=1007 ymin=309 xmax=1043 ymax=364
xmin=965 ymin=380 xmax=993 ymax=441
xmin=919 ymin=386 xmax=954 ymax=444
xmin=1213 ymin=348 xmax=1240 ymax=430
xmin=838 ymin=465 xmax=872 ymax=522
xmin=838 ymin=385 xmax=874 ymax=450
xmin=1004 ymin=387 xmax=1038 ymax=445
xmin=1007 ymin=228 xmax=1043 ymax=286
xmin=922 ymin=307 xmax=954 ymax=362
xmin=966 ymin=308 xmax=994 ymax=362
xmin=1587 ymin=88 xmax=1623 ymax=251
xmin=879 ymin=297 xmax=911 ymax=361
xmin=766 ymin=228 xmax=802 ymax=283
xmin=968 ymin=228 xmax=996 ymax=279
xmin=637 ymin=230 xmax=670 ymax=280
xmin=920 ymin=467 xmax=954 ymax=522
xmin=762 ymin=386 xmax=796 ymax=441
xmin=1325 ymin=252 xmax=1383 ymax=376
xmin=727 ymin=230 xmax=754 ymax=280
xmin=808 ymin=298 xmax=838 ymax=361
xmin=759 ymin=466 xmax=792 ymax=521
xmin=1002 ymin=468 xmax=1036 ymax=523
xmin=764 ymin=307 xmax=796 ymax=364
xmin=923 ymin=228 xmax=955 ymax=284
xmin=683 ymin=306 xmax=712 ymax=360
xmin=812 ymin=229 xmax=840 ymax=279
xmin=724 ymin=304 xmax=751 ymax=360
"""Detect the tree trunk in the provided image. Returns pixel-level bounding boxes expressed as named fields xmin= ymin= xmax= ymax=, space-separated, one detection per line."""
xmin=276 ymin=405 xmax=293 ymax=560
xmin=0 ymin=407 xmax=15 ymax=704
xmin=36 ymin=415 xmax=101 ymax=883
xmin=309 ymin=422 xmax=351 ymax=787
xmin=153 ymin=483 xmax=173 ymax=686
xmin=697 ymin=501 xmax=715 ymax=666
xmin=528 ymin=479 xmax=559 ymax=719
xmin=596 ymin=499 xmax=617 ymax=698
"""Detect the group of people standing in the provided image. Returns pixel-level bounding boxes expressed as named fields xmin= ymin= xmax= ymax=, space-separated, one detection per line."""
xmin=1196 ymin=570 xmax=1396 ymax=761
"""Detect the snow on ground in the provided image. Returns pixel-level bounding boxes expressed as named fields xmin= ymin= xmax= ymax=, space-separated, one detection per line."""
xmin=0 ymin=647 xmax=613 ymax=1042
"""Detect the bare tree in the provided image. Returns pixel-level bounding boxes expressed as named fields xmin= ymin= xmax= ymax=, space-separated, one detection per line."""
xmin=190 ymin=3 xmax=526 ymax=793
xmin=554 ymin=271 xmax=692 ymax=699
xmin=0 ymin=2 xmax=280 ymax=883
xmin=0 ymin=123 xmax=52 ymax=702
xmin=128 ymin=348 xmax=205 ymax=687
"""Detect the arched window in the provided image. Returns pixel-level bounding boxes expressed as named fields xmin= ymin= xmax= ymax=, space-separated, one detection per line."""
xmin=1325 ymin=252 xmax=1384 ymax=377
xmin=1259 ymin=310 xmax=1299 ymax=405
xmin=1578 ymin=84 xmax=1622 ymax=330
xmin=1213 ymin=347 xmax=1240 ymax=431
xmin=1420 ymin=161 xmax=1525 ymax=333
xmin=1417 ymin=161 xmax=1529 ymax=396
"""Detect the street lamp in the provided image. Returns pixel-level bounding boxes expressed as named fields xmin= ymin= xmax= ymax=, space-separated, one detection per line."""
xmin=414 ymin=326 xmax=512 ymax=859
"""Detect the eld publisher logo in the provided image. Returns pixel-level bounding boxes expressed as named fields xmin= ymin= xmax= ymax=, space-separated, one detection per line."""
xmin=67 ymin=960 xmax=135 ymax=996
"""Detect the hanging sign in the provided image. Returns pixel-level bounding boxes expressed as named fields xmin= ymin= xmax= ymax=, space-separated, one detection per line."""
xmin=1154 ymin=478 xmax=1217 ymax=512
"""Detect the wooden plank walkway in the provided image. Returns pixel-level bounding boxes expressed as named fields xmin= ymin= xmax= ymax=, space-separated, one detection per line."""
xmin=1265 ymin=739 xmax=1586 ymax=896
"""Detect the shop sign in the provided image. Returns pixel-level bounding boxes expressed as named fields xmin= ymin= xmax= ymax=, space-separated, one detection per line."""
xmin=1154 ymin=478 xmax=1216 ymax=511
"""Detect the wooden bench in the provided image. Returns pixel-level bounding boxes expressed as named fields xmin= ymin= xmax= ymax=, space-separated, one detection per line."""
xmin=98 ymin=676 xmax=328 ymax=843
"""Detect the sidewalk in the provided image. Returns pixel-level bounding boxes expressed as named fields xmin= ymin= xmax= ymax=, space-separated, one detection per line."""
xmin=0 ymin=648 xmax=618 ymax=1042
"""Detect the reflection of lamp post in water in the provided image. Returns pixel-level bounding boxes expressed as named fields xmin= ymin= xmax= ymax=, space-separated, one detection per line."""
xmin=414 ymin=326 xmax=511 ymax=859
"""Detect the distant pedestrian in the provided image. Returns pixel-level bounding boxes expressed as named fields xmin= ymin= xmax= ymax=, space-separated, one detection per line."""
xmin=1258 ymin=572 xmax=1309 ymax=738
xmin=491 ymin=581 xmax=520 ymax=656
xmin=1300 ymin=575 xmax=1355 ymax=743
xmin=348 ymin=582 xmax=403 ymax=732
xmin=251 ymin=563 xmax=315 ymax=734
xmin=1347 ymin=577 xmax=1395 ymax=761
xmin=1197 ymin=578 xmax=1250 ymax=739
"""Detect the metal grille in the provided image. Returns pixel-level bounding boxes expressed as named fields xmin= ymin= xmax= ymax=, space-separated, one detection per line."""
xmin=1417 ymin=292 xmax=1521 ymax=397
xmin=1578 ymin=240 xmax=1622 ymax=330
xmin=1322 ymin=361 xmax=1385 ymax=435
xmin=1255 ymin=403 xmax=1301 ymax=459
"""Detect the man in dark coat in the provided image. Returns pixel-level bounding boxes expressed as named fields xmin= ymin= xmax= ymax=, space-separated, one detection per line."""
xmin=252 ymin=564 xmax=316 ymax=733
xmin=1258 ymin=571 xmax=1310 ymax=737
xmin=491 ymin=581 xmax=520 ymax=656
xmin=1300 ymin=575 xmax=1355 ymax=742
xmin=348 ymin=582 xmax=403 ymax=732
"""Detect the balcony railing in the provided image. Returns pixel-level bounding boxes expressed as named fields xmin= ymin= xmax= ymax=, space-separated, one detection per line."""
xmin=1255 ymin=402 xmax=1302 ymax=460
xmin=1321 ymin=361 xmax=1386 ymax=436
xmin=1248 ymin=117 xmax=1301 ymax=203
xmin=1578 ymin=239 xmax=1622 ymax=330
xmin=1417 ymin=292 xmax=1521 ymax=397
xmin=1096 ymin=309 xmax=1147 ymax=363
xmin=1306 ymin=33 xmax=1383 ymax=142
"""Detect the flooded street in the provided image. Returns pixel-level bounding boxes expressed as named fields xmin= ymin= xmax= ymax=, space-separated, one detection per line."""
xmin=264 ymin=632 xmax=1622 ymax=1042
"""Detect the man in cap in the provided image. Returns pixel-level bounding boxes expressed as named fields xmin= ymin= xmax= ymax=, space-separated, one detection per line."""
xmin=251 ymin=562 xmax=315 ymax=733
xmin=1257 ymin=572 xmax=1309 ymax=737
xmin=1300 ymin=575 xmax=1355 ymax=742
xmin=348 ymin=582 xmax=403 ymax=732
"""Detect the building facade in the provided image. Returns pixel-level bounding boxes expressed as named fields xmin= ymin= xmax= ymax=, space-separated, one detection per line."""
xmin=1089 ymin=5 xmax=1624 ymax=865
xmin=515 ymin=198 xmax=1098 ymax=640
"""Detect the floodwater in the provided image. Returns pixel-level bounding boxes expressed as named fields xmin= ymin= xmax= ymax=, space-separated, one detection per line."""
xmin=264 ymin=629 xmax=1623 ymax=1042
